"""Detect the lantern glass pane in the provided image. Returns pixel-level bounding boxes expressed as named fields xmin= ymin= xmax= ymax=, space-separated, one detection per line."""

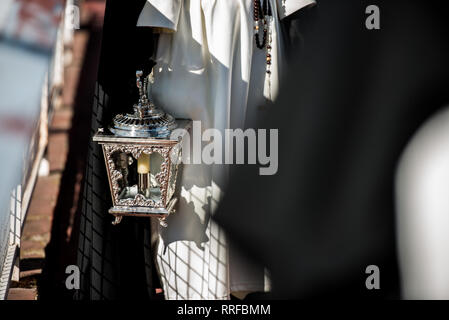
xmin=148 ymin=151 xmax=163 ymax=203
xmin=110 ymin=151 xmax=135 ymax=200
xmin=110 ymin=150 xmax=167 ymax=204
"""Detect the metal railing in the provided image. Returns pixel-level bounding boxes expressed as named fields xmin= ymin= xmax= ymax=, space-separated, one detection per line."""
xmin=0 ymin=0 xmax=72 ymax=300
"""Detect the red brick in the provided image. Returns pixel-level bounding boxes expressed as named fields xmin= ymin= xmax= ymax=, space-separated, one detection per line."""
xmin=48 ymin=133 xmax=69 ymax=172
xmin=31 ymin=175 xmax=61 ymax=200
xmin=22 ymin=220 xmax=52 ymax=240
xmin=62 ymin=32 xmax=89 ymax=107
xmin=26 ymin=175 xmax=61 ymax=219
xmin=7 ymin=288 xmax=37 ymax=300
xmin=19 ymin=269 xmax=42 ymax=279
xmin=50 ymin=109 xmax=73 ymax=131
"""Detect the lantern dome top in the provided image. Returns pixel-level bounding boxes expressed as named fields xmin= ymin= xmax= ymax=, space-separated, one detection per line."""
xmin=109 ymin=69 xmax=177 ymax=138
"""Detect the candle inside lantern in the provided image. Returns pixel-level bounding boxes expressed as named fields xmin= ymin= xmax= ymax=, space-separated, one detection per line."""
xmin=137 ymin=153 xmax=151 ymax=197
xmin=137 ymin=153 xmax=150 ymax=174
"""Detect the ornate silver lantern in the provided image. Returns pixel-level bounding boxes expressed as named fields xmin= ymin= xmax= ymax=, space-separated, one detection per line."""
xmin=93 ymin=69 xmax=191 ymax=226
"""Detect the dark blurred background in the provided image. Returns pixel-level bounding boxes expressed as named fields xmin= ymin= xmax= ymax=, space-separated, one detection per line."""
xmin=215 ymin=0 xmax=449 ymax=299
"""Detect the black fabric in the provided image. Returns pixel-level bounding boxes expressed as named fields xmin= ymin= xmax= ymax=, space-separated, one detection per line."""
xmin=280 ymin=2 xmax=318 ymax=64
xmin=215 ymin=0 xmax=449 ymax=299
xmin=75 ymin=0 xmax=161 ymax=300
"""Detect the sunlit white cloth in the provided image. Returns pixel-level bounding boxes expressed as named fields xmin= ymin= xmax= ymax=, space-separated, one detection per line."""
xmin=397 ymin=106 xmax=449 ymax=299
xmin=137 ymin=0 xmax=315 ymax=300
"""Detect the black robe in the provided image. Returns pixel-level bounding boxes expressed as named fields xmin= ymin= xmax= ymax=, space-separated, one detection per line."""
xmin=215 ymin=0 xmax=449 ymax=299
xmin=75 ymin=0 xmax=161 ymax=300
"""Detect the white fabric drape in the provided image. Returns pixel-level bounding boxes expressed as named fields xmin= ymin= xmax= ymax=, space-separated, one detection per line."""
xmin=137 ymin=0 xmax=315 ymax=300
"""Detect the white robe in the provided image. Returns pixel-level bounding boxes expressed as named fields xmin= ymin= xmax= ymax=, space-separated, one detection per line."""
xmin=137 ymin=0 xmax=315 ymax=300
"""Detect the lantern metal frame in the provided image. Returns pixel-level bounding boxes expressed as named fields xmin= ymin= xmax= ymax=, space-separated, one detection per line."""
xmin=93 ymin=120 xmax=191 ymax=225
xmin=92 ymin=68 xmax=191 ymax=226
